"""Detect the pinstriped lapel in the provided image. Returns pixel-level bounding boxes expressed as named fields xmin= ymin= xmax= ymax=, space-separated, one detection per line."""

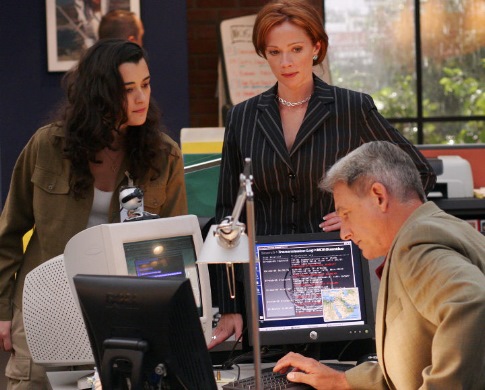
xmin=254 ymin=77 xmax=336 ymax=166
xmin=291 ymin=77 xmax=335 ymax=155
xmin=256 ymin=87 xmax=294 ymax=169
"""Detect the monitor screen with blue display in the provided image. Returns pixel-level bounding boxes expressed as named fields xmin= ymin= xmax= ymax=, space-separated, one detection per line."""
xmin=63 ymin=215 xmax=213 ymax=345
xmin=245 ymin=232 xmax=375 ymax=350
xmin=124 ymin=235 xmax=194 ymax=279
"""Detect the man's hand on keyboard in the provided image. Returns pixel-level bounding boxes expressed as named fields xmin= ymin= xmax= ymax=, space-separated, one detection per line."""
xmin=273 ymin=352 xmax=352 ymax=390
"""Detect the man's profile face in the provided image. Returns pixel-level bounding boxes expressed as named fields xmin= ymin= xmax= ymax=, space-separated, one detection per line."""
xmin=333 ymin=182 xmax=389 ymax=260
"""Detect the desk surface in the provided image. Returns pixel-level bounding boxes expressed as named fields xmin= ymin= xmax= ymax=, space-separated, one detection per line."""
xmin=47 ymin=361 xmax=353 ymax=389
xmin=46 ymin=367 xmax=258 ymax=390
xmin=47 ymin=370 xmax=94 ymax=390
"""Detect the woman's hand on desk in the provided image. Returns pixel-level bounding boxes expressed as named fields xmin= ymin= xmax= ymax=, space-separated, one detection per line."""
xmin=207 ymin=313 xmax=243 ymax=349
xmin=273 ymin=352 xmax=351 ymax=390
xmin=320 ymin=212 xmax=341 ymax=232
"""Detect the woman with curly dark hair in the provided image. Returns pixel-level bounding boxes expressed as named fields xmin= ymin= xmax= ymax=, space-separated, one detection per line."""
xmin=0 ymin=39 xmax=187 ymax=389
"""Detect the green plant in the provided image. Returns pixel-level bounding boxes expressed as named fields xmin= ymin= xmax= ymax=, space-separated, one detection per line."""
xmin=371 ymin=58 xmax=485 ymax=144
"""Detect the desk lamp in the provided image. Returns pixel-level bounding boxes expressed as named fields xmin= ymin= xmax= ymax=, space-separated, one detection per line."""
xmin=198 ymin=158 xmax=262 ymax=389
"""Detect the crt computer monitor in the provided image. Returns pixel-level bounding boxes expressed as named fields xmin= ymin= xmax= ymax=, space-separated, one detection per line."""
xmin=74 ymin=274 xmax=217 ymax=390
xmin=63 ymin=214 xmax=213 ymax=345
xmin=245 ymin=231 xmax=375 ymax=358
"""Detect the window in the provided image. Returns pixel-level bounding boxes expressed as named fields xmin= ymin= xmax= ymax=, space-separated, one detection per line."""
xmin=323 ymin=0 xmax=485 ymax=144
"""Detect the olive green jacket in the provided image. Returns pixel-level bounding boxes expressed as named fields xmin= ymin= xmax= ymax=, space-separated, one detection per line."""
xmin=0 ymin=123 xmax=188 ymax=320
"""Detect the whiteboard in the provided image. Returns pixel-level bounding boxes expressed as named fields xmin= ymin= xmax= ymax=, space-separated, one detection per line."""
xmin=219 ymin=14 xmax=331 ymax=106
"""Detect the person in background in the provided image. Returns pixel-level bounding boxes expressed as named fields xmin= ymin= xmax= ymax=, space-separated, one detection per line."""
xmin=209 ymin=0 xmax=436 ymax=349
xmin=274 ymin=141 xmax=485 ymax=389
xmin=98 ymin=9 xmax=145 ymax=46
xmin=0 ymin=39 xmax=187 ymax=389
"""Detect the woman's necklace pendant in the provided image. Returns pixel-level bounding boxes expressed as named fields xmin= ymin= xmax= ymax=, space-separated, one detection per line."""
xmin=103 ymin=149 xmax=121 ymax=173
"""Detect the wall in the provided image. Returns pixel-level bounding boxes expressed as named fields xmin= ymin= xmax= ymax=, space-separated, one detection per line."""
xmin=0 ymin=1 xmax=189 ymax=204
xmin=186 ymin=0 xmax=264 ymax=128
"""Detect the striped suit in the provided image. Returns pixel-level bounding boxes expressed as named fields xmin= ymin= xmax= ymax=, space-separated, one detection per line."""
xmin=215 ymin=75 xmax=436 ymax=314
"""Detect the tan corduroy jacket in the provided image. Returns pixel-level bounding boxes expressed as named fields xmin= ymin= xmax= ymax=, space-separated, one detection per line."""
xmin=345 ymin=202 xmax=485 ymax=389
xmin=0 ymin=123 xmax=188 ymax=320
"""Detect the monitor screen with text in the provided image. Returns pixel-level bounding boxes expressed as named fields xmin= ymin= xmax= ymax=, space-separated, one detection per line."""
xmin=245 ymin=232 xmax=375 ymax=347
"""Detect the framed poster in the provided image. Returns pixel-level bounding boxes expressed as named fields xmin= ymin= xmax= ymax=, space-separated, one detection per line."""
xmin=46 ymin=0 xmax=140 ymax=72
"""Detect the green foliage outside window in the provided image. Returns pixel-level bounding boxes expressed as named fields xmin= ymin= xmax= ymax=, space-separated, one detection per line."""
xmin=372 ymin=58 xmax=485 ymax=144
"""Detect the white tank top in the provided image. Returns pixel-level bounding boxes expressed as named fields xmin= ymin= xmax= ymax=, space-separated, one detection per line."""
xmin=87 ymin=188 xmax=113 ymax=228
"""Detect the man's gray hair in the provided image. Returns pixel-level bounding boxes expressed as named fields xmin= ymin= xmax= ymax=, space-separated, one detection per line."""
xmin=320 ymin=141 xmax=426 ymax=202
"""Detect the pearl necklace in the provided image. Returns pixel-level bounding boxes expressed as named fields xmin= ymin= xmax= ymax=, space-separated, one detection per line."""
xmin=276 ymin=94 xmax=312 ymax=107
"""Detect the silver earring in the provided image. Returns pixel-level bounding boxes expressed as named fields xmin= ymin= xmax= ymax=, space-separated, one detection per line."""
xmin=313 ymin=55 xmax=318 ymax=61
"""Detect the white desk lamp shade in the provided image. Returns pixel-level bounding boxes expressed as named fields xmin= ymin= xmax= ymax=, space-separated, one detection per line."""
xmin=197 ymin=225 xmax=250 ymax=264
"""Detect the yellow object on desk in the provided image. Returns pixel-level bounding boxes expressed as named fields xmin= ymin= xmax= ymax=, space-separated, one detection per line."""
xmin=474 ymin=188 xmax=485 ymax=199
xmin=215 ymin=370 xmax=237 ymax=385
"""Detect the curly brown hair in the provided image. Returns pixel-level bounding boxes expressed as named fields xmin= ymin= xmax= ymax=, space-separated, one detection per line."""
xmin=61 ymin=39 xmax=165 ymax=199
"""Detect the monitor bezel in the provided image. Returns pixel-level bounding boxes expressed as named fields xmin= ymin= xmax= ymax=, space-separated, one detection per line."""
xmin=73 ymin=274 xmax=217 ymax=389
xmin=63 ymin=215 xmax=213 ymax=345
xmin=244 ymin=231 xmax=375 ymax=347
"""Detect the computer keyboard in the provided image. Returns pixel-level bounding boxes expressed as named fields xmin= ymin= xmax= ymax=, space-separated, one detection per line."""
xmin=222 ymin=363 xmax=354 ymax=389
xmin=221 ymin=367 xmax=311 ymax=389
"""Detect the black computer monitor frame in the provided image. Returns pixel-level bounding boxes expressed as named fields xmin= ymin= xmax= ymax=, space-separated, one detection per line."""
xmin=244 ymin=232 xmax=375 ymax=352
xmin=73 ymin=274 xmax=217 ymax=390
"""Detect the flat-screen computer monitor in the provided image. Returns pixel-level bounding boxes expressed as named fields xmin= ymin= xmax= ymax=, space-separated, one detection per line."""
xmin=63 ymin=215 xmax=213 ymax=345
xmin=245 ymin=232 xmax=375 ymax=358
xmin=74 ymin=274 xmax=217 ymax=390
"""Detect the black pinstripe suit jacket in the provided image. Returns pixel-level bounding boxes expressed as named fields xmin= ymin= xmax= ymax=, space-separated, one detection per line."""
xmin=215 ymin=75 xmax=436 ymax=313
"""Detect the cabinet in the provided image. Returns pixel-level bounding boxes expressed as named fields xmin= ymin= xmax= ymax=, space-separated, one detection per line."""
xmin=433 ymin=198 xmax=485 ymax=233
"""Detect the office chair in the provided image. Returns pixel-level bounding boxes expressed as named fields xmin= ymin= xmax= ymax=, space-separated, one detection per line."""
xmin=22 ymin=255 xmax=94 ymax=366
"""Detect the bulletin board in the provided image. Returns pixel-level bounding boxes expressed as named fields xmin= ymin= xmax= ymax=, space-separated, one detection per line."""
xmin=219 ymin=14 xmax=331 ymax=107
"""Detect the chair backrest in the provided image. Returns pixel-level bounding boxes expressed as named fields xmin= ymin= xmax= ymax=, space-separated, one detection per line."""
xmin=22 ymin=255 xmax=94 ymax=366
